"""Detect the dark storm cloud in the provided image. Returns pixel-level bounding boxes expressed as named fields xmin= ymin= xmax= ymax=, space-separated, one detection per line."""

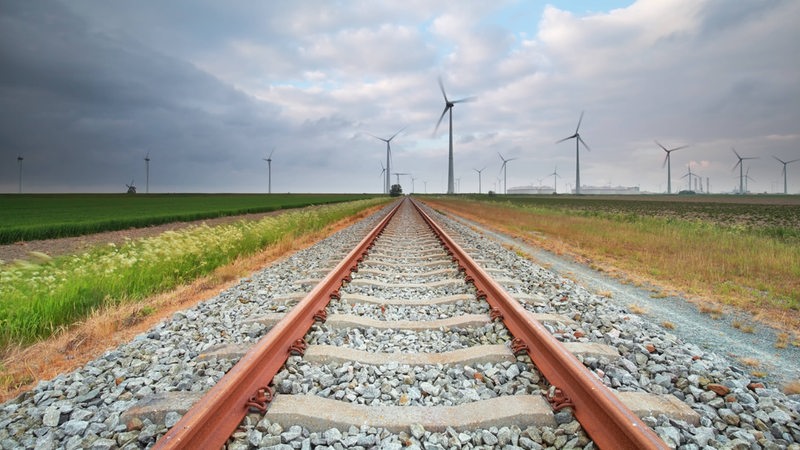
xmin=0 ymin=1 xmax=285 ymax=192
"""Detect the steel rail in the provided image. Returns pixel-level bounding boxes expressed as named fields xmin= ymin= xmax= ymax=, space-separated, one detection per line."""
xmin=411 ymin=199 xmax=668 ymax=450
xmin=153 ymin=199 xmax=402 ymax=449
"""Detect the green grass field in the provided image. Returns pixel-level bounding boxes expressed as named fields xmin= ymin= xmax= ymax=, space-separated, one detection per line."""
xmin=0 ymin=197 xmax=389 ymax=348
xmin=0 ymin=193 xmax=379 ymax=244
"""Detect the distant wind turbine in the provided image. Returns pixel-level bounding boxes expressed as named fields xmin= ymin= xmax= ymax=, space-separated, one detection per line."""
xmin=263 ymin=148 xmax=275 ymax=194
xmin=393 ymin=172 xmax=410 ymax=185
xmin=379 ymin=162 xmax=387 ymax=193
xmin=144 ymin=152 xmax=150 ymax=194
xmin=732 ymin=148 xmax=758 ymax=194
xmin=773 ymin=156 xmax=800 ymax=194
xmin=17 ymin=155 xmax=23 ymax=194
xmin=473 ymin=166 xmax=487 ymax=194
xmin=656 ymin=141 xmax=688 ymax=194
xmin=556 ymin=111 xmax=591 ymax=194
xmin=498 ymin=153 xmax=517 ymax=194
xmin=368 ymin=127 xmax=405 ymax=195
xmin=744 ymin=166 xmax=755 ymax=193
xmin=434 ymin=77 xmax=475 ymax=195
xmin=680 ymin=164 xmax=695 ymax=191
xmin=549 ymin=166 xmax=561 ymax=193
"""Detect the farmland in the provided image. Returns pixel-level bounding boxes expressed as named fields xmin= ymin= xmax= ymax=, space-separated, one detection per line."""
xmin=422 ymin=195 xmax=800 ymax=332
xmin=0 ymin=193 xmax=379 ymax=244
xmin=0 ymin=197 xmax=389 ymax=348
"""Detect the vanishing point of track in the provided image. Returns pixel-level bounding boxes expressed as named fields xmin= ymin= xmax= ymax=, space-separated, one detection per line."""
xmin=155 ymin=198 xmax=669 ymax=449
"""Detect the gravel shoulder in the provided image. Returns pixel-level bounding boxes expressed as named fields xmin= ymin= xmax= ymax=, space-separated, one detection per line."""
xmin=442 ymin=211 xmax=800 ymax=388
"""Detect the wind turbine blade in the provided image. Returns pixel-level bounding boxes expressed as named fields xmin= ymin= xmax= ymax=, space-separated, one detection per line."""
xmin=773 ymin=155 xmax=786 ymax=164
xmin=662 ymin=154 xmax=669 ymax=169
xmin=731 ymin=147 xmax=741 ymax=159
xmin=787 ymin=158 xmax=800 ymax=164
xmin=433 ymin=106 xmax=449 ymax=136
xmin=555 ymin=135 xmax=575 ymax=144
xmin=268 ymin=148 xmax=275 ymax=159
xmin=388 ymin=126 xmax=407 ymax=142
xmin=367 ymin=132 xmax=389 ymax=143
xmin=672 ymin=145 xmax=689 ymax=152
xmin=452 ymin=96 xmax=477 ymax=104
xmin=575 ymin=110 xmax=585 ymax=133
xmin=732 ymin=160 xmax=742 ymax=171
xmin=498 ymin=152 xmax=505 ymax=161
xmin=438 ymin=76 xmax=449 ymax=103
xmin=578 ymin=136 xmax=591 ymax=152
xmin=655 ymin=140 xmax=668 ymax=152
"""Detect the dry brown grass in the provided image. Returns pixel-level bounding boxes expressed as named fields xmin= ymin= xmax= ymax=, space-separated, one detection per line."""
xmin=0 ymin=204 xmax=383 ymax=403
xmin=597 ymin=290 xmax=613 ymax=298
xmin=784 ymin=379 xmax=800 ymax=395
xmin=738 ymin=357 xmax=761 ymax=367
xmin=661 ymin=321 xmax=676 ymax=330
xmin=422 ymin=198 xmax=800 ymax=335
xmin=628 ymin=304 xmax=648 ymax=315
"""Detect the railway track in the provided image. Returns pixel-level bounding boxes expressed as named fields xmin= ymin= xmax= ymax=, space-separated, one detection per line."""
xmin=154 ymin=198 xmax=689 ymax=449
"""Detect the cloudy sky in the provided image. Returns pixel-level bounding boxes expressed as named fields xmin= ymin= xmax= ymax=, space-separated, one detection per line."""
xmin=1 ymin=0 xmax=799 ymax=194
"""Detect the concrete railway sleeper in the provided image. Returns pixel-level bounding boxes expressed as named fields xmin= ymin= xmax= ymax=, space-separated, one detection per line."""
xmin=154 ymin=198 xmax=692 ymax=449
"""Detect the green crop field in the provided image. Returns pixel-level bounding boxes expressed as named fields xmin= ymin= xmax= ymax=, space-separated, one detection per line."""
xmin=0 ymin=193 xmax=379 ymax=244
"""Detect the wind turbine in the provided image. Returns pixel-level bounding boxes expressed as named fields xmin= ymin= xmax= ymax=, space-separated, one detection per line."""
xmin=369 ymin=127 xmax=405 ymax=195
xmin=681 ymin=164 xmax=695 ymax=191
xmin=262 ymin=148 xmax=275 ymax=194
xmin=473 ymin=166 xmax=487 ymax=194
xmin=411 ymin=176 xmax=416 ymax=194
xmin=434 ymin=77 xmax=475 ymax=195
xmin=556 ymin=111 xmax=591 ymax=194
xmin=379 ymin=162 xmax=387 ymax=193
xmin=732 ymin=148 xmax=758 ymax=194
xmin=393 ymin=172 xmax=410 ymax=185
xmin=17 ymin=155 xmax=23 ymax=194
xmin=744 ymin=166 xmax=755 ymax=193
xmin=144 ymin=152 xmax=150 ymax=194
xmin=549 ymin=166 xmax=561 ymax=194
xmin=656 ymin=141 xmax=688 ymax=194
xmin=773 ymin=156 xmax=800 ymax=194
xmin=498 ymin=153 xmax=517 ymax=194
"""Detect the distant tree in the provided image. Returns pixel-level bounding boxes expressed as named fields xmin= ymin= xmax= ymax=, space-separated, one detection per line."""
xmin=488 ymin=190 xmax=496 ymax=197
xmin=389 ymin=184 xmax=403 ymax=197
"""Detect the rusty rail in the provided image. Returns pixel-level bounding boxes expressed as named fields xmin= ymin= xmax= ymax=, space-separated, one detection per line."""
xmin=411 ymin=198 xmax=668 ymax=450
xmin=153 ymin=200 xmax=402 ymax=449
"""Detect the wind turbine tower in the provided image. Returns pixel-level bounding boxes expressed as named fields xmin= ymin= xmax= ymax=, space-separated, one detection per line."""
xmin=498 ymin=153 xmax=517 ymax=194
xmin=732 ymin=148 xmax=758 ymax=194
xmin=144 ymin=152 xmax=150 ymax=194
xmin=773 ymin=156 xmax=800 ymax=194
xmin=17 ymin=155 xmax=23 ymax=194
xmin=473 ymin=166 xmax=486 ymax=194
xmin=549 ymin=166 xmax=561 ymax=194
xmin=263 ymin=148 xmax=275 ymax=194
xmin=681 ymin=164 xmax=695 ymax=191
xmin=369 ymin=127 xmax=405 ymax=195
xmin=434 ymin=77 xmax=475 ymax=195
xmin=379 ymin=162 xmax=387 ymax=194
xmin=656 ymin=141 xmax=688 ymax=194
xmin=557 ymin=111 xmax=591 ymax=194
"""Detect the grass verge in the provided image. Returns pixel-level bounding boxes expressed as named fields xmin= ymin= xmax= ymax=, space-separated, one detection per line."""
xmin=0 ymin=198 xmax=389 ymax=349
xmin=421 ymin=197 xmax=800 ymax=334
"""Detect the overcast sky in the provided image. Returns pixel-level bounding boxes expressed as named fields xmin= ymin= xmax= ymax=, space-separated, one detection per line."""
xmin=1 ymin=0 xmax=799 ymax=194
